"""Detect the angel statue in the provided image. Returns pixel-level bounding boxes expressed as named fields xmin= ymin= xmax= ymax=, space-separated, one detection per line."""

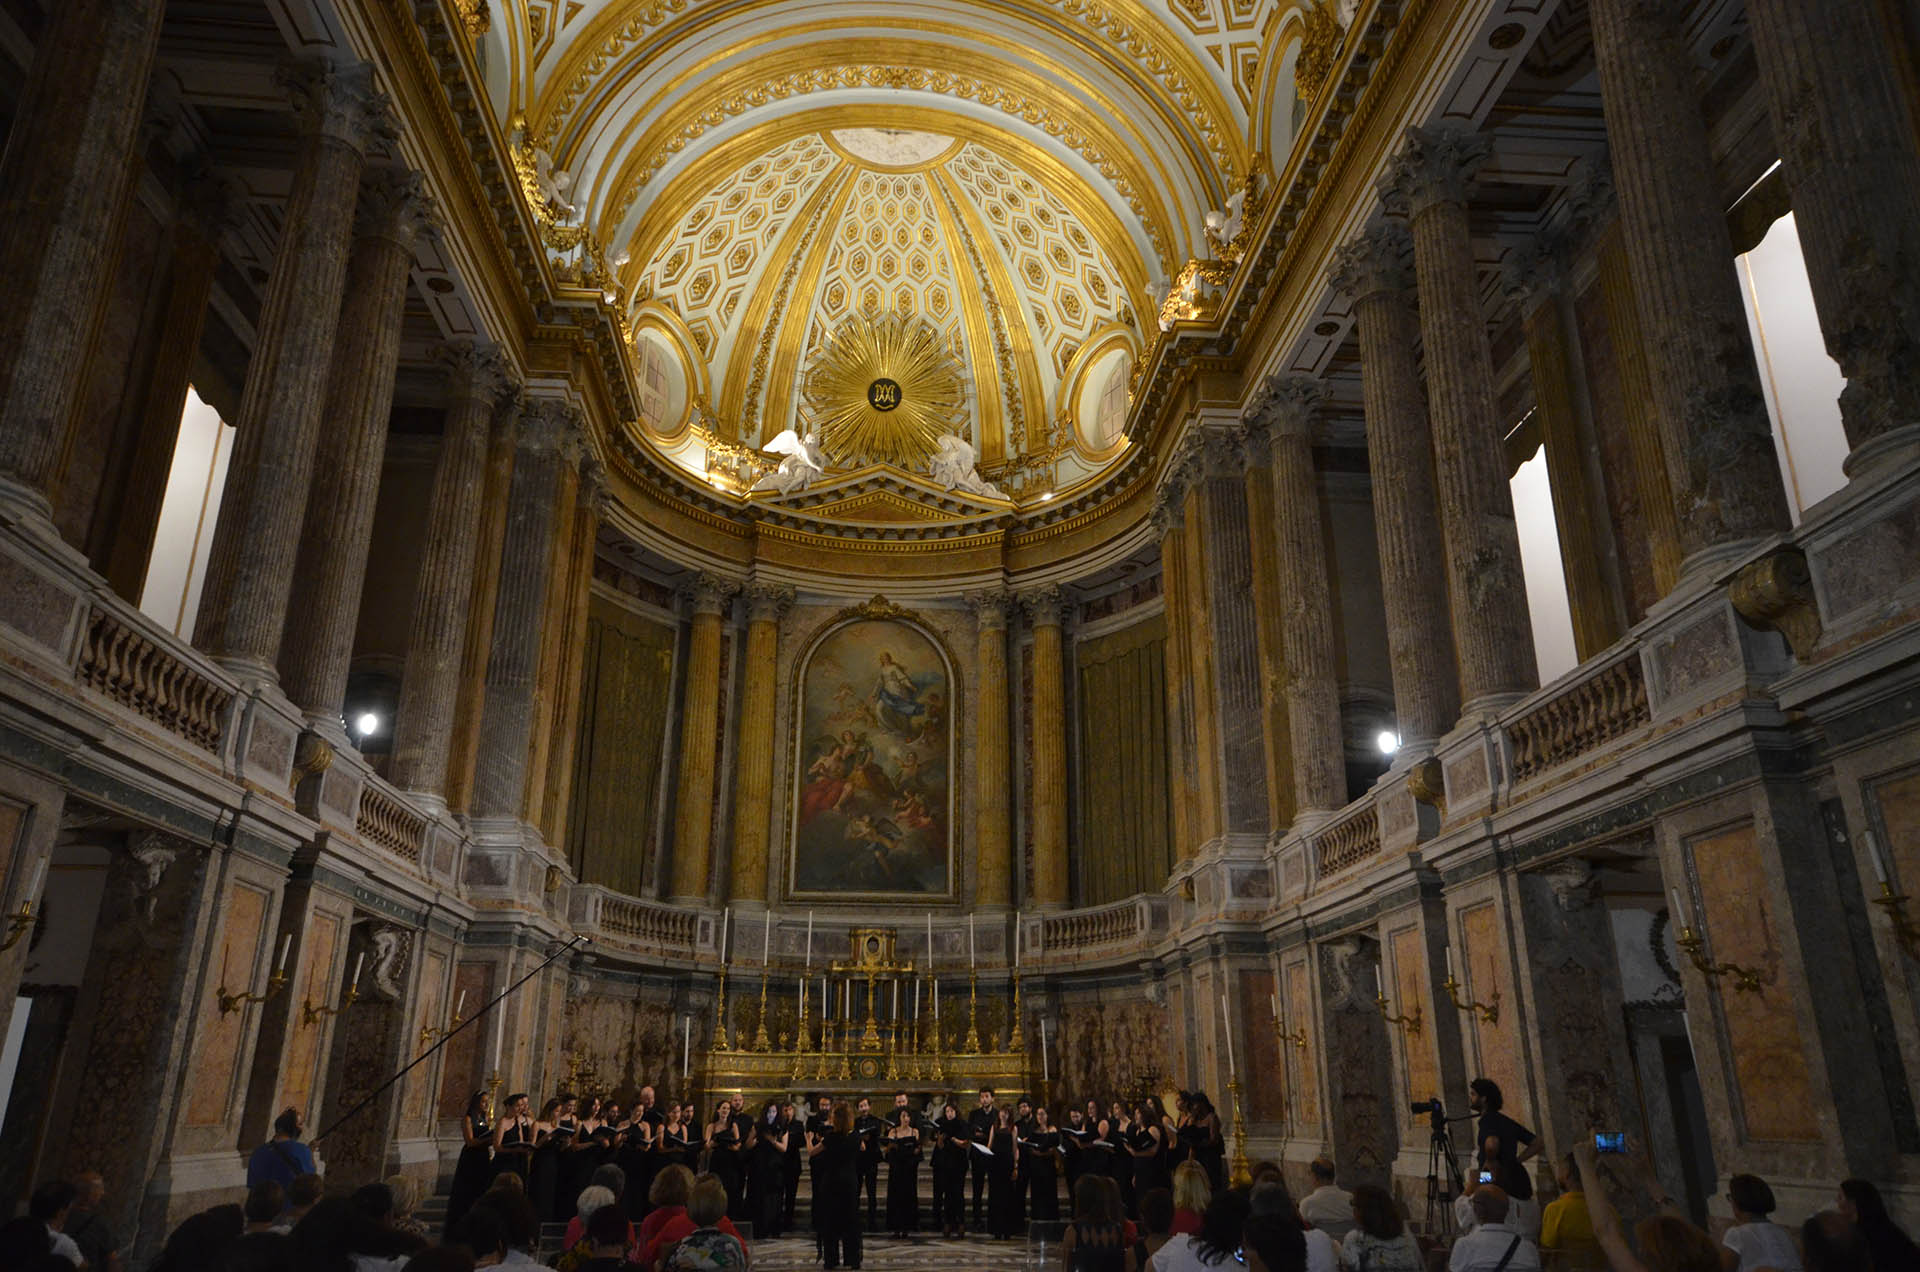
xmin=928 ymin=433 xmax=1007 ymax=499
xmin=751 ymin=429 xmax=828 ymax=494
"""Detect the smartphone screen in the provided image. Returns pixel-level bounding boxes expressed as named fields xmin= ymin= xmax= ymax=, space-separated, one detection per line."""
xmin=1594 ymin=1132 xmax=1626 ymax=1154
xmin=1477 ymin=1170 xmax=1494 ymax=1184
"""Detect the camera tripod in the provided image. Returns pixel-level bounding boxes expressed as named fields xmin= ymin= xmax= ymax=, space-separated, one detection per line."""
xmin=1422 ymin=1110 xmax=1470 ymax=1237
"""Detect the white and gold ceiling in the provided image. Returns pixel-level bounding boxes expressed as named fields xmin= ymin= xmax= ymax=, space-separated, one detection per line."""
xmin=476 ymin=0 xmax=1322 ymax=504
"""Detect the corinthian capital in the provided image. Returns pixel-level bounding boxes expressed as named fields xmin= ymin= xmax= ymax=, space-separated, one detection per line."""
xmin=1019 ymin=585 xmax=1069 ymax=629
xmin=966 ymin=590 xmax=1014 ymax=631
xmin=355 ymin=167 xmax=437 ymax=249
xmin=684 ymin=572 xmax=739 ymax=617
xmin=1329 ymin=221 xmax=1414 ymax=302
xmin=1378 ymin=123 xmax=1490 ymax=218
xmin=438 ymin=339 xmax=515 ymax=407
xmin=743 ymin=582 xmax=796 ymax=624
xmin=518 ymin=395 xmax=585 ymax=458
xmin=1249 ymin=374 xmax=1322 ymax=441
xmin=280 ymin=58 xmax=395 ymax=156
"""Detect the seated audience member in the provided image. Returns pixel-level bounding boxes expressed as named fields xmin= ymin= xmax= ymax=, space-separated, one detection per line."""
xmin=224 ymin=1223 xmax=292 ymax=1272
xmin=30 ymin=1181 xmax=85 ymax=1267
xmin=1448 ymin=1188 xmax=1542 ymax=1272
xmin=1540 ymin=1155 xmax=1602 ymax=1272
xmin=1063 ymin=1172 xmax=1133 ymax=1272
xmin=579 ymin=1204 xmax=645 ymax=1272
xmin=642 ymin=1174 xmax=748 ymax=1271
xmin=1244 ymin=1181 xmax=1309 ymax=1272
xmin=289 ymin=1196 xmax=425 ymax=1272
xmin=1170 ymin=1161 xmax=1212 ymax=1237
xmin=1800 ymin=1213 xmax=1870 ymax=1272
xmin=65 ymin=1172 xmax=120 ymax=1272
xmin=559 ymin=1186 xmax=625 ymax=1270
xmin=0 ymin=1216 xmax=55 ymax=1268
xmin=1720 ymin=1175 xmax=1801 ymax=1272
xmin=1837 ymin=1179 xmax=1920 ymax=1272
xmin=1572 ymin=1141 xmax=1716 ymax=1272
xmin=387 ymin=1175 xmax=430 ymax=1240
xmin=243 ymin=1182 xmax=286 ymax=1234
xmin=285 ymin=1173 xmax=326 ymax=1231
xmin=1152 ymin=1190 xmax=1251 ymax=1272
xmin=1138 ymin=1188 xmax=1177 ymax=1262
xmin=638 ymin=1166 xmax=697 ymax=1253
xmin=662 ymin=1182 xmax=749 ymax=1272
xmin=148 ymin=1204 xmax=245 ymax=1272
xmin=449 ymin=1206 xmax=512 ymax=1267
xmin=1301 ymin=1160 xmax=1356 ymax=1242
xmin=474 ymin=1183 xmax=543 ymax=1265
xmin=1337 ymin=1185 xmax=1423 ymax=1272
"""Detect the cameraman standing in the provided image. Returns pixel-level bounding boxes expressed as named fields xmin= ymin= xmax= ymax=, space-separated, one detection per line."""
xmin=1468 ymin=1079 xmax=1541 ymax=1238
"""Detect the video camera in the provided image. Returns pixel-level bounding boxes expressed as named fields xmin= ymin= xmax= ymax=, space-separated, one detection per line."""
xmin=1409 ymin=1098 xmax=1444 ymax=1117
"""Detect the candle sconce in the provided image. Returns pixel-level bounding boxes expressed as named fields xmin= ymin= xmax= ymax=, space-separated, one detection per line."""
xmin=1375 ymin=993 xmax=1423 ymax=1038
xmin=1276 ymin=1023 xmax=1308 ymax=1051
xmin=219 ymin=967 xmax=289 ymax=1016
xmin=1872 ymin=884 xmax=1920 ymax=960
xmin=1442 ymin=974 xmax=1500 ymax=1024
xmin=303 ymin=983 xmax=360 ymax=1025
xmin=0 ymin=900 xmax=36 ymax=953
xmin=1674 ymin=925 xmax=1767 ymax=993
xmin=420 ymin=1010 xmax=465 ymax=1049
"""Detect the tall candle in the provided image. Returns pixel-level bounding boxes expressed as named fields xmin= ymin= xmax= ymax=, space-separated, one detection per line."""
xmin=845 ymin=984 xmax=852 ymax=1020
xmin=277 ymin=933 xmax=293 ymax=973
xmin=454 ymin=989 xmax=466 ymax=1020
xmin=933 ymin=975 xmax=939 ymax=1018
xmin=1270 ymin=991 xmax=1279 ymax=1023
xmin=969 ymin=915 xmax=976 ymax=969
xmin=1013 ymin=912 xmax=1020 ymax=969
xmin=720 ymin=907 xmax=730 ymax=962
xmin=26 ymin=853 xmax=48 ymax=900
xmin=1220 ymin=992 xmax=1236 ymax=1076
xmin=490 ymin=988 xmax=507 ymax=1072
xmin=351 ymin=952 xmax=366 ymax=992
xmin=1669 ymin=888 xmax=1686 ymax=926
xmin=1444 ymin=945 xmax=1455 ymax=980
xmin=762 ymin=915 xmax=771 ymax=965
xmin=822 ymin=975 xmax=828 ymax=1020
xmin=1041 ymin=1019 xmax=1050 ymax=1081
xmin=1371 ymin=965 xmax=1380 ymax=999
xmin=926 ymin=912 xmax=933 ymax=964
xmin=805 ymin=911 xmax=814 ymax=968
xmin=682 ymin=1015 xmax=690 ymax=1078
xmin=892 ymin=980 xmax=899 ymax=1020
xmin=914 ymin=977 xmax=922 ymax=1020
xmin=1866 ymin=831 xmax=1890 ymax=885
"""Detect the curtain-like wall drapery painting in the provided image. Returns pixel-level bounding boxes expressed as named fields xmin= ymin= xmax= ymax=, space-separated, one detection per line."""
xmin=568 ymin=596 xmax=677 ymax=894
xmin=1074 ymin=614 xmax=1172 ymax=905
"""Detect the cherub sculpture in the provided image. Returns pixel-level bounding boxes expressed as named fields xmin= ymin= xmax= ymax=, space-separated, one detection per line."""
xmin=751 ymin=429 xmax=828 ymax=494
xmin=928 ymin=433 xmax=1007 ymax=499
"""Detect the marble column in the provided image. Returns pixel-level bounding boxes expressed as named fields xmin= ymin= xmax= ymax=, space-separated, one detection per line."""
xmin=1255 ymin=376 xmax=1346 ymax=813
xmin=1745 ymin=0 xmax=1920 ymax=474
xmin=194 ymin=61 xmax=391 ymax=679
xmin=1023 ymin=586 xmax=1070 ymax=908
xmin=280 ymin=169 xmax=436 ymax=726
xmin=727 ymin=583 xmax=794 ymax=905
xmin=1330 ymin=223 xmax=1460 ymax=747
xmin=470 ymin=398 xmax=578 ymax=821
xmin=521 ymin=451 xmax=584 ymax=823
xmin=541 ymin=463 xmax=608 ymax=842
xmin=1236 ymin=426 xmax=1297 ymax=834
xmin=0 ymin=0 xmax=167 ymax=522
xmin=1383 ymin=125 xmax=1537 ymax=714
xmin=669 ymin=574 xmax=737 ymax=902
xmin=1179 ymin=461 xmax=1224 ymax=846
xmin=1588 ymin=0 xmax=1789 ymax=563
xmin=97 ymin=166 xmax=233 ymax=601
xmin=1506 ymin=238 xmax=1624 ymax=661
xmin=390 ymin=341 xmax=514 ymax=801
xmin=968 ymin=591 xmax=1015 ymax=910
xmin=1317 ymin=937 xmax=1399 ymax=1188
xmin=1196 ymin=439 xmax=1273 ymax=836
xmin=446 ymin=393 xmax=522 ymax=814
xmin=1153 ymin=496 xmax=1199 ymax=860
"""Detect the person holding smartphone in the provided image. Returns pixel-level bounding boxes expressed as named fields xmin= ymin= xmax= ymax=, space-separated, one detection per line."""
xmin=1468 ymin=1080 xmax=1540 ymax=1236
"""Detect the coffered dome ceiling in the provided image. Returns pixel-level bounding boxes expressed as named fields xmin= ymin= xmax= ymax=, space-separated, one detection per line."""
xmin=476 ymin=0 xmax=1317 ymax=511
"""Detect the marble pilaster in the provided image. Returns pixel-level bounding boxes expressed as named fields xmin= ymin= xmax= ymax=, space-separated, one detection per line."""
xmin=0 ymin=0 xmax=168 ymax=523
xmin=521 ymin=449 xmax=585 ymax=826
xmin=1745 ymin=0 xmax=1920 ymax=475
xmin=669 ymin=574 xmax=737 ymax=902
xmin=280 ymin=168 xmax=436 ymax=726
xmin=1588 ymin=0 xmax=1790 ymax=565
xmin=1506 ymin=237 xmax=1625 ymax=661
xmin=445 ymin=393 xmax=522 ymax=813
xmin=1236 ymin=427 xmax=1297 ymax=835
xmin=193 ymin=61 xmax=392 ymax=680
xmin=390 ymin=341 xmax=514 ymax=800
xmin=1022 ymin=586 xmax=1070 ymax=908
xmin=470 ymin=398 xmax=578 ymax=821
xmin=1196 ymin=438 xmax=1273 ymax=837
xmin=727 ymin=583 xmax=794 ymax=905
xmin=1330 ymin=223 xmax=1459 ymax=748
xmin=968 ymin=590 xmax=1015 ymax=909
xmin=1253 ymin=376 xmax=1346 ymax=813
xmin=1317 ymin=937 xmax=1399 ymax=1189
xmin=1152 ymin=488 xmax=1199 ymax=860
xmin=540 ymin=462 xmax=608 ymax=842
xmin=1382 ymin=125 xmax=1537 ymax=715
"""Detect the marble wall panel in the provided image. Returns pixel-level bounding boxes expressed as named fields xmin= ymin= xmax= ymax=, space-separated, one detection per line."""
xmin=0 ymin=796 xmax=24 ymax=886
xmin=563 ymin=991 xmax=704 ymax=1101
xmin=1388 ymin=924 xmax=1440 ymax=1133
xmin=438 ymin=961 xmax=496 ymax=1119
xmin=1871 ymin=766 xmax=1920 ymax=885
xmin=1690 ymin=822 xmax=1821 ymax=1143
xmin=1282 ymin=957 xmax=1319 ymax=1135
xmin=280 ymin=912 xmax=342 ymax=1118
xmin=319 ymin=924 xmax=417 ymax=1184
xmin=185 ymin=880 xmax=269 ymax=1126
xmin=1238 ymin=967 xmax=1284 ymax=1123
xmin=1051 ymin=995 xmax=1174 ymax=1109
xmin=1458 ymin=902 xmax=1527 ymax=1126
xmin=1318 ymin=941 xmax=1396 ymax=1187
xmin=404 ymin=948 xmax=447 ymax=1122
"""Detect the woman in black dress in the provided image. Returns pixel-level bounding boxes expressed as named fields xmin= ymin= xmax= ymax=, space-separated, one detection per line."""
xmin=933 ymin=1099 xmax=969 ymax=1238
xmin=811 ymin=1102 xmax=862 ymax=1270
xmin=493 ymin=1092 xmax=536 ymax=1184
xmin=1022 ymin=1105 xmax=1062 ymax=1222
xmin=660 ymin=1102 xmax=697 ymax=1172
xmin=1080 ymin=1102 xmax=1114 ymax=1185
xmin=1127 ymin=1100 xmax=1169 ymax=1204
xmin=445 ymin=1091 xmax=494 ymax=1234
xmin=751 ymin=1099 xmax=789 ymax=1239
xmin=986 ymin=1106 xmax=1021 ymax=1239
xmin=528 ymin=1097 xmax=565 ymax=1222
xmin=1187 ymin=1092 xmax=1225 ymax=1192
xmin=1107 ymin=1102 xmax=1135 ymax=1218
xmin=707 ymin=1099 xmax=744 ymax=1219
xmin=884 ymin=1108 xmax=921 ymax=1238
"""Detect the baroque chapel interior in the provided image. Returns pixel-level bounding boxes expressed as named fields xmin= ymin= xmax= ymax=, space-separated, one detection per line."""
xmin=0 ymin=0 xmax=1918 ymax=1263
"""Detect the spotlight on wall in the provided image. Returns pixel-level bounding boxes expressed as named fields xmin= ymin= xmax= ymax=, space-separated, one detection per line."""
xmin=1376 ymin=730 xmax=1401 ymax=756
xmin=356 ymin=712 xmax=381 ymax=737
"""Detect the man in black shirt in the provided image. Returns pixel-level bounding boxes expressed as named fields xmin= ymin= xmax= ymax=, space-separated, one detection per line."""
xmin=1469 ymin=1079 xmax=1539 ymax=1213
xmin=967 ymin=1087 xmax=997 ymax=1225
xmin=806 ymin=1096 xmax=833 ymax=1232
xmin=855 ymin=1097 xmax=886 ymax=1225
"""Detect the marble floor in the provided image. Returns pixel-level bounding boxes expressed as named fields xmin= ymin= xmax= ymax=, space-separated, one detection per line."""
xmin=752 ymin=1233 xmax=1057 ymax=1272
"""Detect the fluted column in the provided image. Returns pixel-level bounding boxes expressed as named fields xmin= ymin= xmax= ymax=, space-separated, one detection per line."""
xmin=1237 ymin=426 xmax=1296 ymax=834
xmin=1254 ymin=376 xmax=1346 ymax=813
xmin=521 ymin=449 xmax=585 ymax=822
xmin=98 ymin=167 xmax=233 ymax=601
xmin=1383 ymin=124 xmax=1537 ymax=714
xmin=389 ymin=341 xmax=514 ymax=800
xmin=471 ymin=399 xmax=578 ymax=821
xmin=669 ymin=574 xmax=737 ymax=902
xmin=1506 ymin=237 xmax=1624 ymax=661
xmin=1022 ymin=586 xmax=1070 ymax=908
xmin=1745 ymin=0 xmax=1920 ymax=474
xmin=541 ymin=463 xmax=608 ymax=843
xmin=727 ymin=583 xmax=794 ymax=905
xmin=0 ymin=0 xmax=167 ymax=521
xmin=194 ymin=61 xmax=391 ymax=678
xmin=1153 ymin=491 xmax=1199 ymax=860
xmin=280 ymin=169 xmax=435 ymax=724
xmin=446 ymin=393 xmax=522 ymax=814
xmin=1588 ymin=0 xmax=1789 ymax=563
xmin=968 ymin=591 xmax=1015 ymax=909
xmin=1330 ymin=223 xmax=1459 ymax=747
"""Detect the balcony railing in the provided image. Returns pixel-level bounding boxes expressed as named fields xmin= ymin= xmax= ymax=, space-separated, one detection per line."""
xmin=75 ymin=605 xmax=234 ymax=754
xmin=1313 ymin=798 xmax=1382 ymax=880
xmin=1506 ymin=647 xmax=1651 ymax=785
xmin=355 ymin=775 xmax=428 ymax=866
xmin=1042 ymin=897 xmax=1149 ymax=952
xmin=573 ymin=886 xmax=699 ymax=954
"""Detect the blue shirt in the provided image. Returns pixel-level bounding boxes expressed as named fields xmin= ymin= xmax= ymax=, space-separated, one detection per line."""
xmin=246 ymin=1137 xmax=316 ymax=1188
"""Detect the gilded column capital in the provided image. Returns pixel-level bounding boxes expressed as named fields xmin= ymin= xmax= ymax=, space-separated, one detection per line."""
xmin=743 ymin=582 xmax=796 ymax=625
xmin=1250 ymin=373 xmax=1323 ymax=442
xmin=683 ymin=572 xmax=739 ymax=618
xmin=1329 ymin=221 xmax=1414 ymax=302
xmin=438 ymin=339 xmax=515 ymax=407
xmin=279 ymin=58 xmax=395 ymax=157
xmin=966 ymin=589 xmax=1014 ymax=631
xmin=1378 ymin=123 xmax=1490 ymax=218
xmin=354 ymin=166 xmax=437 ymax=250
xmin=1019 ymin=585 xmax=1069 ymax=629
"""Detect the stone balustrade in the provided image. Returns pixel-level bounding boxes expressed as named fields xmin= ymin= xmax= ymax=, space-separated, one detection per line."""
xmin=571 ymin=885 xmax=700 ymax=955
xmin=1039 ymin=895 xmax=1168 ymax=955
xmin=354 ymin=774 xmax=428 ymax=866
xmin=1505 ymin=644 xmax=1651 ymax=785
xmin=74 ymin=603 xmax=236 ymax=754
xmin=1312 ymin=796 xmax=1382 ymax=879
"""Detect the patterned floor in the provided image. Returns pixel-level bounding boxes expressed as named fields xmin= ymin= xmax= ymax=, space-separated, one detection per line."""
xmin=751 ymin=1233 xmax=1055 ymax=1272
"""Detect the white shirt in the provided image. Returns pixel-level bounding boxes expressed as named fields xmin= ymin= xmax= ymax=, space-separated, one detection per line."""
xmin=1151 ymin=1234 xmax=1212 ymax=1272
xmin=1306 ymin=1227 xmax=1343 ymax=1272
xmin=1301 ymin=1186 xmax=1356 ymax=1239
xmin=48 ymin=1226 xmax=83 ymax=1267
xmin=1448 ymin=1223 xmax=1542 ymax=1272
xmin=1723 ymin=1222 xmax=1802 ymax=1272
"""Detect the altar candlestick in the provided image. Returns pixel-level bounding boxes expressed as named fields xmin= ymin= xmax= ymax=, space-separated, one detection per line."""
xmin=276 ymin=933 xmax=292 ymax=973
xmin=822 ymin=975 xmax=828 ymax=1021
xmin=1220 ymin=991 xmax=1236 ymax=1077
xmin=914 ymin=977 xmax=921 ymax=1020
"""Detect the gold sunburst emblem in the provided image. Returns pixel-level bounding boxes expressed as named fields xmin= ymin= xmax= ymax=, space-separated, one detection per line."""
xmin=801 ymin=313 xmax=967 ymax=467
